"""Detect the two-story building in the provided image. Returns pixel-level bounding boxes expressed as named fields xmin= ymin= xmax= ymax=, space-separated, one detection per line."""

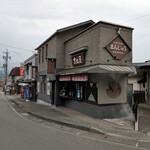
xmin=135 ymin=61 xmax=150 ymax=106
xmin=24 ymin=54 xmax=38 ymax=81
xmin=57 ymin=21 xmax=134 ymax=118
xmin=35 ymin=20 xmax=95 ymax=105
xmin=8 ymin=67 xmax=20 ymax=94
xmin=23 ymin=54 xmax=38 ymax=101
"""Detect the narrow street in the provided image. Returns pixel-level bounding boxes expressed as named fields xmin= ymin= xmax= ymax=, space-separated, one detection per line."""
xmin=0 ymin=92 xmax=149 ymax=150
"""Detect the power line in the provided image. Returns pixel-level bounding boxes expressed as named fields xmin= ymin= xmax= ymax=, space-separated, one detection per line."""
xmin=0 ymin=43 xmax=34 ymax=52
xmin=124 ymin=14 xmax=150 ymax=23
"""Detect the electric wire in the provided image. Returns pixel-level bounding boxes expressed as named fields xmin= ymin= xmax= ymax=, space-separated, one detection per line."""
xmin=0 ymin=43 xmax=34 ymax=52
xmin=124 ymin=14 xmax=150 ymax=23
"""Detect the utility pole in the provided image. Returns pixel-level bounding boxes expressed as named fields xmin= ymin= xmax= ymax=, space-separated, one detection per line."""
xmin=3 ymin=49 xmax=11 ymax=87
xmin=0 ymin=71 xmax=2 ymax=81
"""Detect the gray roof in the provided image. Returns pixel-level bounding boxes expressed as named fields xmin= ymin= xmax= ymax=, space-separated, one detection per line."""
xmin=57 ymin=64 xmax=133 ymax=75
xmin=35 ymin=20 xmax=95 ymax=50
xmin=65 ymin=20 xmax=134 ymax=43
xmin=100 ymin=20 xmax=134 ymax=30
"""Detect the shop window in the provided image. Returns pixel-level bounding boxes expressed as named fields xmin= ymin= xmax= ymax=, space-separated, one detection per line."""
xmin=46 ymin=44 xmax=48 ymax=60
xmin=86 ymin=83 xmax=97 ymax=102
xmin=42 ymin=47 xmax=44 ymax=62
xmin=59 ymin=81 xmax=98 ymax=103
xmin=39 ymin=49 xmax=41 ymax=63
xmin=59 ymin=82 xmax=85 ymax=100
xmin=75 ymin=82 xmax=84 ymax=99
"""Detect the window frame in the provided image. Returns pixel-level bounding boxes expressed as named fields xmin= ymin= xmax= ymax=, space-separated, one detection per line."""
xmin=39 ymin=49 xmax=41 ymax=63
xmin=42 ymin=47 xmax=44 ymax=62
xmin=46 ymin=44 xmax=48 ymax=60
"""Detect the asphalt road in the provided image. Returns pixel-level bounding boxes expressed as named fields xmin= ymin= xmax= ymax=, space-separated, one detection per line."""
xmin=0 ymin=92 xmax=149 ymax=150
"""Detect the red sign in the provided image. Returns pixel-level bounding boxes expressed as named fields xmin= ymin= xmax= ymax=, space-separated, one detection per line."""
xmin=72 ymin=53 xmax=85 ymax=66
xmin=105 ymin=35 xmax=131 ymax=60
xmin=59 ymin=74 xmax=88 ymax=81
xmin=20 ymin=66 xmax=24 ymax=77
xmin=59 ymin=75 xmax=71 ymax=81
xmin=72 ymin=74 xmax=88 ymax=81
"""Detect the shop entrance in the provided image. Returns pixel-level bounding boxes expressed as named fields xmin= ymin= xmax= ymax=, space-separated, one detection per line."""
xmin=47 ymin=81 xmax=55 ymax=104
xmin=51 ymin=81 xmax=55 ymax=104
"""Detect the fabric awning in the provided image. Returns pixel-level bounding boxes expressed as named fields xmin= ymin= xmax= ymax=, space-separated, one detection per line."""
xmin=57 ymin=64 xmax=133 ymax=75
xmin=59 ymin=75 xmax=71 ymax=81
xmin=18 ymin=83 xmax=29 ymax=87
xmin=59 ymin=74 xmax=88 ymax=81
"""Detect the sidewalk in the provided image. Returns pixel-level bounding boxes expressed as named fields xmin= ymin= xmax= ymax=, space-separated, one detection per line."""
xmin=5 ymin=94 xmax=150 ymax=140
xmin=139 ymin=104 xmax=150 ymax=133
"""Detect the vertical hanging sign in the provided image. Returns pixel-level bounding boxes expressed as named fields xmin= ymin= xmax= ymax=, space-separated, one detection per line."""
xmin=25 ymin=85 xmax=30 ymax=100
xmin=20 ymin=63 xmax=24 ymax=77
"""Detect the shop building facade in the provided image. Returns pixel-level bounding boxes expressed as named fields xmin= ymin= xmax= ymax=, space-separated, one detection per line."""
xmin=57 ymin=21 xmax=134 ymax=118
xmin=35 ymin=20 xmax=95 ymax=105
xmin=23 ymin=54 xmax=38 ymax=101
xmin=136 ymin=61 xmax=150 ymax=106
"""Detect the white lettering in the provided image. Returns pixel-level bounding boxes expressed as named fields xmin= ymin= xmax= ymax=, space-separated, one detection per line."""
xmin=73 ymin=55 xmax=83 ymax=65
xmin=73 ymin=57 xmax=76 ymax=64
xmin=110 ymin=44 xmax=127 ymax=52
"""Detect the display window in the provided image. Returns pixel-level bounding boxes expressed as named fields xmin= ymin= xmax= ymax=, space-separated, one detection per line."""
xmin=59 ymin=81 xmax=98 ymax=104
xmin=59 ymin=82 xmax=85 ymax=100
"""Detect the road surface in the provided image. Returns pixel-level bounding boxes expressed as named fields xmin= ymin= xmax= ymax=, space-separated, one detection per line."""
xmin=0 ymin=92 xmax=149 ymax=150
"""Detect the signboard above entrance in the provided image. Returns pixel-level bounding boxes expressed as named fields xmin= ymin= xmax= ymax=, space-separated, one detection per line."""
xmin=105 ymin=35 xmax=131 ymax=60
xmin=72 ymin=53 xmax=85 ymax=66
xmin=59 ymin=74 xmax=88 ymax=81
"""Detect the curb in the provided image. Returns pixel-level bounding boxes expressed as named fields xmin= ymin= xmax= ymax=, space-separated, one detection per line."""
xmin=27 ymin=111 xmax=105 ymax=135
xmin=10 ymin=99 xmax=150 ymax=140
xmin=11 ymin=99 xmax=105 ymax=135
xmin=11 ymin=99 xmax=23 ymax=108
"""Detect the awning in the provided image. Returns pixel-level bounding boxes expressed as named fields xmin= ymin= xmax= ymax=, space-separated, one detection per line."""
xmin=59 ymin=74 xmax=88 ymax=81
xmin=23 ymin=79 xmax=36 ymax=83
xmin=18 ymin=83 xmax=29 ymax=87
xmin=59 ymin=75 xmax=71 ymax=81
xmin=57 ymin=64 xmax=133 ymax=75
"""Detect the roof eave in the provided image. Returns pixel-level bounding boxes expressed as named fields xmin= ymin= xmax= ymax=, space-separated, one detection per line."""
xmin=35 ymin=20 xmax=95 ymax=50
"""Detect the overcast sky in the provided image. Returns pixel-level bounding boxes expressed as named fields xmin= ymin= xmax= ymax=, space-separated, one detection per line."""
xmin=0 ymin=0 xmax=150 ymax=71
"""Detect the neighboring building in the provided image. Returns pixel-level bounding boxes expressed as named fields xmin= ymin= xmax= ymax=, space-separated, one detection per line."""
xmin=135 ymin=60 xmax=150 ymax=106
xmin=9 ymin=67 xmax=20 ymax=83
xmin=128 ymin=63 xmax=145 ymax=106
xmin=57 ymin=21 xmax=134 ymax=118
xmin=35 ymin=20 xmax=95 ymax=105
xmin=8 ymin=67 xmax=20 ymax=94
xmin=23 ymin=54 xmax=38 ymax=101
xmin=24 ymin=54 xmax=38 ymax=81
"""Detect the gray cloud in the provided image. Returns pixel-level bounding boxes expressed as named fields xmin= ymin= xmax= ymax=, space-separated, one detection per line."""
xmin=0 ymin=0 xmax=150 ymax=71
